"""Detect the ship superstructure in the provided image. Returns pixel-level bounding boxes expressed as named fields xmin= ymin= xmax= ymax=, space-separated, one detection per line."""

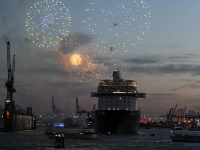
xmin=91 ymin=70 xmax=146 ymax=133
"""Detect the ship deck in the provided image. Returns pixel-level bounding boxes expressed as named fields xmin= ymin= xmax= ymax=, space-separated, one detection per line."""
xmin=91 ymin=92 xmax=146 ymax=98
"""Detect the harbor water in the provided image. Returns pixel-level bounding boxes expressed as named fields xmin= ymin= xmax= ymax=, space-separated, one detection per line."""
xmin=1 ymin=128 xmax=200 ymax=150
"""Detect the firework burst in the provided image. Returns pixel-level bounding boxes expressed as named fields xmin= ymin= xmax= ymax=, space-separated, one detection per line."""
xmin=26 ymin=0 xmax=71 ymax=48
xmin=80 ymin=0 xmax=151 ymax=78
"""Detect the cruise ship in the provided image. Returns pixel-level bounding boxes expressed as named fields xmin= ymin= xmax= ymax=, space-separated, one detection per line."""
xmin=91 ymin=70 xmax=146 ymax=133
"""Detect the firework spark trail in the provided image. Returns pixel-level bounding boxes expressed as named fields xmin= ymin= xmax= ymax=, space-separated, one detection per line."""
xmin=53 ymin=45 xmax=72 ymax=77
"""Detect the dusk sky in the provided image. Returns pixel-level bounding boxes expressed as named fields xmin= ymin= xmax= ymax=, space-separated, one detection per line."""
xmin=1 ymin=0 xmax=200 ymax=121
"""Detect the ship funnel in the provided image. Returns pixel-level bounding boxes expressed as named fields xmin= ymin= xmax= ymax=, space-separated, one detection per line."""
xmin=112 ymin=70 xmax=123 ymax=82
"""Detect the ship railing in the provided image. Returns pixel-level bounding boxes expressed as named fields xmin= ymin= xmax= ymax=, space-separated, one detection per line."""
xmin=91 ymin=92 xmax=146 ymax=98
xmin=97 ymin=90 xmax=137 ymax=93
xmin=105 ymin=108 xmax=138 ymax=111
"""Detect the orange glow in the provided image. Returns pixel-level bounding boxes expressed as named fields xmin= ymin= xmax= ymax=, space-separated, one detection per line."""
xmin=53 ymin=44 xmax=104 ymax=81
xmin=70 ymin=53 xmax=82 ymax=66
xmin=6 ymin=111 xmax=10 ymax=119
xmin=53 ymin=45 xmax=72 ymax=77
xmin=82 ymin=51 xmax=103 ymax=72
xmin=140 ymin=120 xmax=148 ymax=124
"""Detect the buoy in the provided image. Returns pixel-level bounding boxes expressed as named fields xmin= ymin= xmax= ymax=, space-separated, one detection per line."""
xmin=107 ymin=131 xmax=111 ymax=136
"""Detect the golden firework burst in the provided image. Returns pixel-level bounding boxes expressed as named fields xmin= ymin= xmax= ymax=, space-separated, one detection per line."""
xmin=70 ymin=53 xmax=82 ymax=66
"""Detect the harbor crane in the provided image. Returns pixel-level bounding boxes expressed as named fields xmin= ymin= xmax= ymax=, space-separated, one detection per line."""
xmin=177 ymin=106 xmax=187 ymax=123
xmin=51 ymin=96 xmax=61 ymax=114
xmin=75 ymin=97 xmax=87 ymax=116
xmin=166 ymin=104 xmax=177 ymax=122
xmin=52 ymin=96 xmax=56 ymax=112
xmin=75 ymin=97 xmax=96 ymax=128
xmin=3 ymin=41 xmax=16 ymax=129
xmin=163 ymin=104 xmax=188 ymax=124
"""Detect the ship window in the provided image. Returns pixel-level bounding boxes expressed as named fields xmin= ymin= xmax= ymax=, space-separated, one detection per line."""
xmin=124 ymin=101 xmax=126 ymax=103
xmin=119 ymin=105 xmax=121 ymax=106
xmin=124 ymin=97 xmax=126 ymax=100
xmin=107 ymin=101 xmax=108 ymax=103
xmin=111 ymin=97 xmax=113 ymax=99
xmin=111 ymin=105 xmax=113 ymax=106
xmin=115 ymin=105 xmax=117 ymax=106
xmin=128 ymin=105 xmax=130 ymax=107
xmin=128 ymin=101 xmax=130 ymax=103
xmin=128 ymin=98 xmax=130 ymax=100
xmin=111 ymin=101 xmax=113 ymax=103
xmin=119 ymin=101 xmax=121 ymax=103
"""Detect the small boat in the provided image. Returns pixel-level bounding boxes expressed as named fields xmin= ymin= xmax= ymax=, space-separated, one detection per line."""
xmin=107 ymin=132 xmax=111 ymax=136
xmin=54 ymin=135 xmax=65 ymax=148
xmin=171 ymin=130 xmax=200 ymax=142
xmin=171 ymin=134 xmax=200 ymax=142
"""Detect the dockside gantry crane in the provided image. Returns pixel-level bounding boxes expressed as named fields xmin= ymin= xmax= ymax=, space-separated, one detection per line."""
xmin=166 ymin=104 xmax=177 ymax=123
xmin=163 ymin=104 xmax=188 ymax=124
xmin=4 ymin=41 xmax=16 ymax=129
xmin=76 ymin=97 xmax=87 ymax=116
xmin=52 ymin=96 xmax=56 ymax=112
xmin=51 ymin=96 xmax=61 ymax=114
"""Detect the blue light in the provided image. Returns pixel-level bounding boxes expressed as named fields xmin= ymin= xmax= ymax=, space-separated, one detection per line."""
xmin=54 ymin=123 xmax=64 ymax=128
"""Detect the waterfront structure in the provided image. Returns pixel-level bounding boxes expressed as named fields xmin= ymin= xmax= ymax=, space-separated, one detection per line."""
xmin=91 ymin=70 xmax=146 ymax=133
xmin=2 ymin=41 xmax=36 ymax=132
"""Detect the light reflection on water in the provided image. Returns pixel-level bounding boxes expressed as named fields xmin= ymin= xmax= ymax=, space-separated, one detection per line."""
xmin=0 ymin=128 xmax=200 ymax=150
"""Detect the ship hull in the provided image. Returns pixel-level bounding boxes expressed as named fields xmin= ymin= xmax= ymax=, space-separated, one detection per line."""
xmin=94 ymin=110 xmax=140 ymax=134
